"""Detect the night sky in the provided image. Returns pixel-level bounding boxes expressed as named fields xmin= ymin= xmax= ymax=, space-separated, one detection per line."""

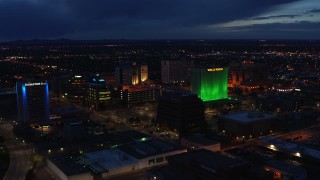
xmin=1 ymin=0 xmax=320 ymax=41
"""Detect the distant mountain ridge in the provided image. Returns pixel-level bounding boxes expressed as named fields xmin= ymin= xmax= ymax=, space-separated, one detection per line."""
xmin=1 ymin=38 xmax=319 ymax=46
xmin=0 ymin=38 xmax=121 ymax=45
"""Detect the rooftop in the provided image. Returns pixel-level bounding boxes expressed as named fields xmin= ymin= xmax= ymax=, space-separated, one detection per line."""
xmin=65 ymin=119 xmax=83 ymax=126
xmin=266 ymin=160 xmax=307 ymax=178
xmin=118 ymin=130 xmax=151 ymax=141
xmin=78 ymin=149 xmax=138 ymax=173
xmin=221 ymin=111 xmax=274 ymax=123
xmin=0 ymin=90 xmax=15 ymax=95
xmin=148 ymin=166 xmax=198 ymax=180
xmin=169 ymin=149 xmax=247 ymax=171
xmin=49 ymin=155 xmax=90 ymax=176
xmin=258 ymin=137 xmax=320 ymax=160
xmin=118 ymin=139 xmax=183 ymax=159
xmin=182 ymin=135 xmax=220 ymax=146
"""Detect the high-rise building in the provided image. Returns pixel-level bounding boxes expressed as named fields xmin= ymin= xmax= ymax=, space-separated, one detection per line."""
xmin=115 ymin=62 xmax=148 ymax=85
xmin=228 ymin=62 xmax=268 ymax=89
xmin=161 ymin=60 xmax=193 ymax=84
xmin=156 ymin=90 xmax=206 ymax=137
xmin=48 ymin=75 xmax=68 ymax=98
xmin=192 ymin=67 xmax=228 ymax=102
xmin=84 ymin=76 xmax=112 ymax=111
xmin=120 ymin=85 xmax=162 ymax=104
xmin=16 ymin=80 xmax=49 ymax=124
xmin=65 ymin=75 xmax=85 ymax=105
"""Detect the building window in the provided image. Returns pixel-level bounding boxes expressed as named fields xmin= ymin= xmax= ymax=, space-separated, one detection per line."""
xmin=164 ymin=156 xmax=169 ymax=161
xmin=156 ymin=157 xmax=164 ymax=163
xmin=148 ymin=159 xmax=155 ymax=165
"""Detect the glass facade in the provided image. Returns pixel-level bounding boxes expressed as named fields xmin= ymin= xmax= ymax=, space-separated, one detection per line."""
xmin=192 ymin=68 xmax=228 ymax=101
xmin=16 ymin=80 xmax=50 ymax=124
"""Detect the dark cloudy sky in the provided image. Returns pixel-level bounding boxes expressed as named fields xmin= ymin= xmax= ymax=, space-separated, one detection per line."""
xmin=1 ymin=0 xmax=320 ymax=41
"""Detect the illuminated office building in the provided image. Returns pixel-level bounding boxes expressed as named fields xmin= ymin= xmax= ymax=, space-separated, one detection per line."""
xmin=16 ymin=80 xmax=50 ymax=124
xmin=161 ymin=60 xmax=193 ymax=84
xmin=120 ymin=85 xmax=162 ymax=104
xmin=115 ymin=62 xmax=148 ymax=85
xmin=192 ymin=67 xmax=228 ymax=102
xmin=84 ymin=76 xmax=111 ymax=111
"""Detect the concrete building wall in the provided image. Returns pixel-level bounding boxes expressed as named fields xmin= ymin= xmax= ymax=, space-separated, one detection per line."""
xmin=47 ymin=159 xmax=69 ymax=180
xmin=69 ymin=173 xmax=93 ymax=180
xmin=47 ymin=159 xmax=93 ymax=180
xmin=219 ymin=117 xmax=273 ymax=137
xmin=138 ymin=149 xmax=187 ymax=169
xmin=101 ymin=149 xmax=187 ymax=178
xmin=102 ymin=164 xmax=137 ymax=179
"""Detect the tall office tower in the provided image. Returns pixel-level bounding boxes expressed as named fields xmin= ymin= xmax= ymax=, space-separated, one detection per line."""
xmin=161 ymin=60 xmax=194 ymax=84
xmin=229 ymin=61 xmax=268 ymax=89
xmin=115 ymin=62 xmax=148 ymax=85
xmin=16 ymin=80 xmax=49 ymax=124
xmin=192 ymin=67 xmax=228 ymax=102
xmin=65 ymin=75 xmax=85 ymax=105
xmin=48 ymin=75 xmax=68 ymax=98
xmin=140 ymin=65 xmax=148 ymax=82
xmin=84 ymin=76 xmax=112 ymax=111
xmin=156 ymin=90 xmax=206 ymax=137
xmin=120 ymin=85 xmax=162 ymax=104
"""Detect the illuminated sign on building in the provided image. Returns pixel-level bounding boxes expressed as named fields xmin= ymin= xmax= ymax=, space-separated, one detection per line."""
xmin=24 ymin=82 xmax=47 ymax=86
xmin=207 ymin=68 xmax=224 ymax=72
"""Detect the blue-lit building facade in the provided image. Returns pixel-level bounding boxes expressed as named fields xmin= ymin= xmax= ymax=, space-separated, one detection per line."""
xmin=16 ymin=80 xmax=50 ymax=124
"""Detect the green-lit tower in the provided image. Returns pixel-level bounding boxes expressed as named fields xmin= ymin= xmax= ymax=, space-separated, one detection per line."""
xmin=191 ymin=67 xmax=228 ymax=101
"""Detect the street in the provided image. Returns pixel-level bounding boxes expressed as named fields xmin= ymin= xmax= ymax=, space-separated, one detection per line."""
xmin=0 ymin=121 xmax=33 ymax=180
xmin=3 ymin=149 xmax=33 ymax=180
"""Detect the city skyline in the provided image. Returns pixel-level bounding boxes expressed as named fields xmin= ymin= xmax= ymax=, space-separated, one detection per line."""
xmin=1 ymin=0 xmax=320 ymax=41
xmin=1 ymin=38 xmax=320 ymax=179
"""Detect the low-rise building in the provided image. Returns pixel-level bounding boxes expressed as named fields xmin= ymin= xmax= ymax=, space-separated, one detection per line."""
xmin=218 ymin=111 xmax=275 ymax=138
xmin=78 ymin=139 xmax=186 ymax=179
xmin=264 ymin=160 xmax=307 ymax=180
xmin=78 ymin=149 xmax=139 ymax=178
xmin=47 ymin=155 xmax=93 ymax=180
xmin=181 ymin=135 xmax=221 ymax=152
xmin=149 ymin=149 xmax=249 ymax=180
xmin=257 ymin=137 xmax=320 ymax=164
